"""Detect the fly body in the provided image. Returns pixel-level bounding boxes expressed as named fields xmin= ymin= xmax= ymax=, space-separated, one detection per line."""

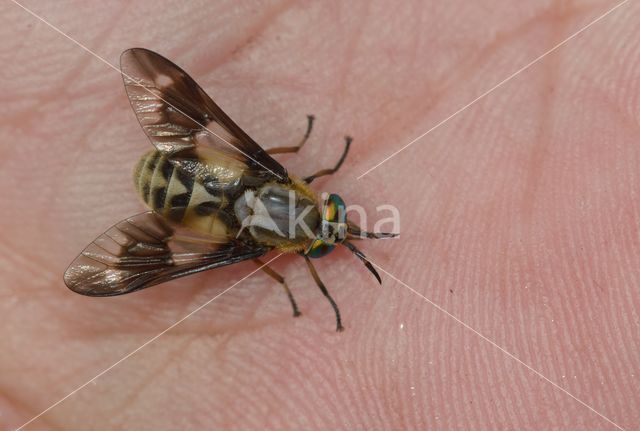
xmin=64 ymin=48 xmax=396 ymax=331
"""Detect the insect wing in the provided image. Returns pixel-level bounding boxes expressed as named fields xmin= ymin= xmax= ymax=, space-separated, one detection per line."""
xmin=64 ymin=212 xmax=268 ymax=296
xmin=120 ymin=48 xmax=288 ymax=182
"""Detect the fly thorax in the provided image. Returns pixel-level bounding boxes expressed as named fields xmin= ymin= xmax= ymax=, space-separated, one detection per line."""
xmin=233 ymin=184 xmax=320 ymax=245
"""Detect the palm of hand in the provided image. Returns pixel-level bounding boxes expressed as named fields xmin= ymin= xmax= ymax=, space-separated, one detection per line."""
xmin=1 ymin=1 xmax=638 ymax=430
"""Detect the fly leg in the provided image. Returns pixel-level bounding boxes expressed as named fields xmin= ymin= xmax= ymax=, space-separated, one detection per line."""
xmin=254 ymin=258 xmax=301 ymax=317
xmin=303 ymin=136 xmax=352 ymax=184
xmin=303 ymin=255 xmax=344 ymax=331
xmin=266 ymin=115 xmax=315 ymax=155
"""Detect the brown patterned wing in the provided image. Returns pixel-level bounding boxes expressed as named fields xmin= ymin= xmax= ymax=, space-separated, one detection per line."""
xmin=120 ymin=48 xmax=288 ymax=183
xmin=64 ymin=212 xmax=268 ymax=296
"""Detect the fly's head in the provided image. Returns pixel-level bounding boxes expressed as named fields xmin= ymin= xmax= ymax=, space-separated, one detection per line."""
xmin=305 ymin=194 xmax=347 ymax=258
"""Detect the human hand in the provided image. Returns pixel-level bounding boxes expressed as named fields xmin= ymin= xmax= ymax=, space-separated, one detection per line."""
xmin=1 ymin=1 xmax=638 ymax=430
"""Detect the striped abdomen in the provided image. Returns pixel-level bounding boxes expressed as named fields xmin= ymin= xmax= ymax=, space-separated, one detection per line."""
xmin=133 ymin=150 xmax=235 ymax=238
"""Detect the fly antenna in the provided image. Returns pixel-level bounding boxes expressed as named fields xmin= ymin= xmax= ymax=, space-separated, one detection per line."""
xmin=342 ymin=241 xmax=382 ymax=284
xmin=347 ymin=221 xmax=398 ymax=239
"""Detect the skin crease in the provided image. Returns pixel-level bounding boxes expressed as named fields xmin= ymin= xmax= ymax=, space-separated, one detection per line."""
xmin=1 ymin=0 xmax=639 ymax=429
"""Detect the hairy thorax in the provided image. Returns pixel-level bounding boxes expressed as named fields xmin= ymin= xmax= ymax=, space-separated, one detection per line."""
xmin=233 ymin=180 xmax=320 ymax=252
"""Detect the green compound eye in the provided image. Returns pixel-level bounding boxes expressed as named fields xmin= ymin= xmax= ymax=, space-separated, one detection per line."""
xmin=305 ymin=194 xmax=347 ymax=259
xmin=323 ymin=194 xmax=346 ymax=224
xmin=306 ymin=240 xmax=335 ymax=258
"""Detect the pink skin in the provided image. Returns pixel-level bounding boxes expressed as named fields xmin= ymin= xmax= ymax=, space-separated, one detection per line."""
xmin=1 ymin=1 xmax=639 ymax=429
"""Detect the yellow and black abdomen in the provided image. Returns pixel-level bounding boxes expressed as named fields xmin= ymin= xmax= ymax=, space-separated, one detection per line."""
xmin=133 ymin=150 xmax=235 ymax=238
